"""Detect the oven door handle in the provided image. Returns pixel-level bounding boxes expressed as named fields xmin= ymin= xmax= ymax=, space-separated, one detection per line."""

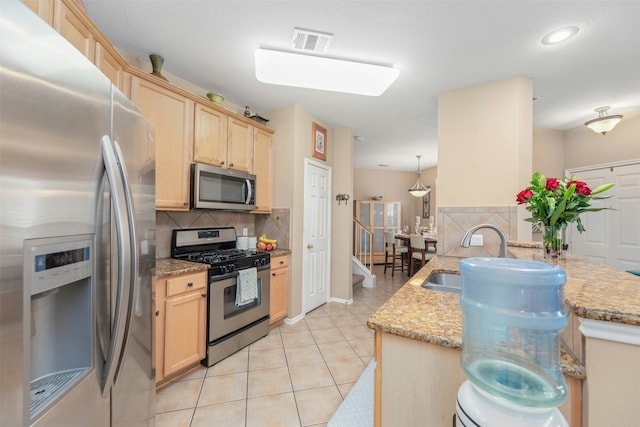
xmin=244 ymin=179 xmax=253 ymax=205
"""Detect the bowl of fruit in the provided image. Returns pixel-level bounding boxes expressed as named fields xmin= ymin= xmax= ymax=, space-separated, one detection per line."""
xmin=256 ymin=234 xmax=278 ymax=251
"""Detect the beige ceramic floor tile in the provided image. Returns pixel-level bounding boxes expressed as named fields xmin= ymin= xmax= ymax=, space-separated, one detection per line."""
xmin=289 ymin=362 xmax=334 ymax=391
xmin=154 ymin=408 xmax=194 ymax=427
xmin=248 ymin=366 xmax=293 ymax=398
xmin=326 ymin=357 xmax=366 ymax=384
xmin=317 ymin=340 xmax=359 ymax=361
xmin=294 ymin=386 xmax=343 ymax=426
xmin=337 ymin=382 xmax=355 ymax=399
xmin=338 ymin=324 xmax=373 ymax=341
xmin=284 ymin=344 xmax=324 ymax=367
xmin=207 ymin=348 xmax=248 ymax=376
xmin=279 ymin=321 xmax=310 ymax=335
xmin=246 ymin=392 xmax=301 ymax=427
xmin=310 ymin=327 xmax=345 ymax=344
xmin=327 ymin=314 xmax=362 ymax=328
xmin=177 ymin=365 xmax=207 ymax=381
xmin=249 ymin=346 xmax=287 ymax=371
xmin=305 ymin=315 xmax=336 ymax=330
xmin=191 ymin=400 xmax=246 ymax=427
xmin=250 ymin=330 xmax=284 ymax=350
xmin=155 ymin=378 xmax=202 ymax=413
xmin=281 ymin=330 xmax=316 ymax=347
xmin=349 ymin=337 xmax=374 ymax=357
xmin=198 ymin=372 xmax=247 ymax=406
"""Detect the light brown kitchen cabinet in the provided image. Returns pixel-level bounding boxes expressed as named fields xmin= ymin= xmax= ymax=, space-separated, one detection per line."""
xmin=95 ymin=41 xmax=124 ymax=90
xmin=23 ymin=0 xmax=128 ymax=90
xmin=252 ymin=128 xmax=274 ymax=213
xmin=269 ymin=254 xmax=289 ymax=327
xmin=52 ymin=0 xmax=95 ymax=61
xmin=130 ymin=74 xmax=194 ymax=210
xmin=22 ymin=0 xmax=53 ymax=23
xmin=227 ymin=117 xmax=254 ymax=173
xmin=355 ymin=201 xmax=402 ymax=264
xmin=154 ymin=271 xmax=207 ymax=385
xmin=193 ymin=102 xmax=228 ymax=167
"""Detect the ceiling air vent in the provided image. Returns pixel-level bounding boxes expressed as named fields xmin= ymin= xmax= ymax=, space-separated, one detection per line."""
xmin=292 ymin=28 xmax=333 ymax=54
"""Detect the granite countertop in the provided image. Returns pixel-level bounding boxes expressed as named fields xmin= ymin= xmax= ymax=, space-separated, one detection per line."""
xmin=154 ymin=249 xmax=292 ymax=279
xmin=366 ymin=245 xmax=640 ymax=379
xmin=268 ymin=249 xmax=291 ymax=257
xmin=155 ymin=258 xmax=209 ymax=279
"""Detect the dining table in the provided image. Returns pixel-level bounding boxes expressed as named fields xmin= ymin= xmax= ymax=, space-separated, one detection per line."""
xmin=394 ymin=233 xmax=437 ymax=275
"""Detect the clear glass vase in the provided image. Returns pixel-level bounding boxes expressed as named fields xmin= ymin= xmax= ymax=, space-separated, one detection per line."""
xmin=542 ymin=224 xmax=567 ymax=260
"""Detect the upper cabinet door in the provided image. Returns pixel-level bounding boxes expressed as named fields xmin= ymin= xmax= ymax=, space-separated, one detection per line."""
xmin=130 ymin=76 xmax=194 ymax=210
xmin=95 ymin=42 xmax=123 ymax=89
xmin=53 ymin=0 xmax=94 ymax=61
xmin=252 ymin=128 xmax=273 ymax=213
xmin=193 ymin=103 xmax=228 ymax=167
xmin=227 ymin=118 xmax=254 ymax=173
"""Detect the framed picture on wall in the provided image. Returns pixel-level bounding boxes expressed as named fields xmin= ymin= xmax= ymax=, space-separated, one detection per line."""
xmin=422 ymin=192 xmax=431 ymax=218
xmin=312 ymin=122 xmax=327 ymax=161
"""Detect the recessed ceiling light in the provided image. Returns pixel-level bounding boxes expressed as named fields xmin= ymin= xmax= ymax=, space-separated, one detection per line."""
xmin=541 ymin=26 xmax=579 ymax=45
xmin=255 ymin=48 xmax=400 ymax=96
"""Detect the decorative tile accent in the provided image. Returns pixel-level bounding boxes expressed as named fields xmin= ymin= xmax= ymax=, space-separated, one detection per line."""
xmin=156 ymin=208 xmax=291 ymax=258
xmin=436 ymin=205 xmax=515 ymax=258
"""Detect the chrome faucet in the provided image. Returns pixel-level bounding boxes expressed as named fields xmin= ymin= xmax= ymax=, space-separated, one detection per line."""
xmin=460 ymin=224 xmax=508 ymax=258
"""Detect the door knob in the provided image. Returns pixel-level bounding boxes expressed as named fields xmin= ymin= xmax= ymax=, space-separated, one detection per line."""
xmin=307 ymin=243 xmax=314 ymax=249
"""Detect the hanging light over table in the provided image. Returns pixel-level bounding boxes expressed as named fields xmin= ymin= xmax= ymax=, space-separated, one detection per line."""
xmin=584 ymin=106 xmax=623 ymax=135
xmin=408 ymin=155 xmax=431 ymax=197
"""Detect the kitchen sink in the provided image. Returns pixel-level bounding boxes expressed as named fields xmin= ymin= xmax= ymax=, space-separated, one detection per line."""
xmin=421 ymin=272 xmax=462 ymax=294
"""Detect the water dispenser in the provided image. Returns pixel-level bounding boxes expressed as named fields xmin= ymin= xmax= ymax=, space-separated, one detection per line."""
xmin=24 ymin=235 xmax=94 ymax=423
xmin=456 ymin=257 xmax=569 ymax=426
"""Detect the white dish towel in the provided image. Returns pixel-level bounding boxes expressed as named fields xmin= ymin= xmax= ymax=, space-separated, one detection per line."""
xmin=236 ymin=267 xmax=258 ymax=306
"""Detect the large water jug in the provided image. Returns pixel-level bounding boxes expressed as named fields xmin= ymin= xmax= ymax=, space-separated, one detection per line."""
xmin=459 ymin=258 xmax=567 ymax=408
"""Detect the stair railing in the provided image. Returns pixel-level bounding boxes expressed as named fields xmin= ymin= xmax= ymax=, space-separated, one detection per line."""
xmin=353 ymin=217 xmax=374 ymax=274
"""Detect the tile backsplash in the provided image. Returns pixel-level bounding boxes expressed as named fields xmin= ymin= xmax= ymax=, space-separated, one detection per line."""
xmin=436 ymin=206 xmax=517 ymax=257
xmin=155 ymin=208 xmax=290 ymax=259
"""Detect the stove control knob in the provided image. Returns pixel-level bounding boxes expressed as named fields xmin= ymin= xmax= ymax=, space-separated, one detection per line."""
xmin=224 ymin=264 xmax=235 ymax=274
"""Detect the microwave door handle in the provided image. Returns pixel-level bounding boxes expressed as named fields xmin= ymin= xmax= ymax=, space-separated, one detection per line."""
xmin=99 ymin=135 xmax=137 ymax=397
xmin=245 ymin=179 xmax=253 ymax=205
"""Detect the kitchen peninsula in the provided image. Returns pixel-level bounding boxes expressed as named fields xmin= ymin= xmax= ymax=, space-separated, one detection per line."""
xmin=367 ymin=244 xmax=640 ymax=427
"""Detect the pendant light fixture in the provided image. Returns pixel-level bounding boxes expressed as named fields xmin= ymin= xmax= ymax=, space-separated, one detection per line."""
xmin=408 ymin=155 xmax=431 ymax=197
xmin=584 ymin=106 xmax=623 ymax=135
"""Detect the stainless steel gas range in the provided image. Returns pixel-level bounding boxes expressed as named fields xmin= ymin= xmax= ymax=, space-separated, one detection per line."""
xmin=171 ymin=227 xmax=270 ymax=366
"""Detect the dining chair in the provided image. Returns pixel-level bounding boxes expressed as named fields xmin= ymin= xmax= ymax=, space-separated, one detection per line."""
xmin=409 ymin=234 xmax=435 ymax=275
xmin=384 ymin=231 xmax=408 ymax=276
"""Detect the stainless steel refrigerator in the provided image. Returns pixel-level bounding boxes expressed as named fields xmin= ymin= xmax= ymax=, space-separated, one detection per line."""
xmin=0 ymin=2 xmax=155 ymax=425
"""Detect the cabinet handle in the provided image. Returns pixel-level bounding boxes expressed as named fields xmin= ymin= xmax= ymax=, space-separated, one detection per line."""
xmin=279 ymin=260 xmax=284 ymax=265
xmin=220 ymin=161 xmax=225 ymax=165
xmin=202 ymin=293 xmax=206 ymax=298
xmin=155 ymin=310 xmax=159 ymax=317
xmin=183 ymin=201 xmax=188 ymax=206
xmin=229 ymin=163 xmax=234 ymax=167
xmin=187 ymin=282 xmax=193 ymax=287
xmin=272 ymin=273 xmax=276 ymax=276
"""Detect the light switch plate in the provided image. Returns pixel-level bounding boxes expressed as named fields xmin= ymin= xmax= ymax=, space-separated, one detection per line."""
xmin=470 ymin=234 xmax=483 ymax=246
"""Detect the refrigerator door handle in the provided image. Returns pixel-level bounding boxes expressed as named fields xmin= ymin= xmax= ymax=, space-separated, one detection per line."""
xmin=99 ymin=135 xmax=138 ymax=397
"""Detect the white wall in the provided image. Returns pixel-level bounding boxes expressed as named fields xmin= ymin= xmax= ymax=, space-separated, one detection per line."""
xmin=533 ymin=127 xmax=565 ymax=179
xmin=437 ymin=77 xmax=533 ymax=207
xmin=563 ymin=109 xmax=640 ymax=170
xmin=353 ymin=166 xmax=437 ymax=228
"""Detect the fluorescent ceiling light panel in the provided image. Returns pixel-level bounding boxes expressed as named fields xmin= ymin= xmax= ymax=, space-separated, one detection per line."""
xmin=255 ymin=48 xmax=400 ymax=96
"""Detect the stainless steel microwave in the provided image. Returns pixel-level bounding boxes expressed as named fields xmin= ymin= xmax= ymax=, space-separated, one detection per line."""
xmin=191 ymin=163 xmax=256 ymax=210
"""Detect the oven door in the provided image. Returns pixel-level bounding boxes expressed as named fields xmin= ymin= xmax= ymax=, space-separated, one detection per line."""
xmin=208 ymin=267 xmax=270 ymax=342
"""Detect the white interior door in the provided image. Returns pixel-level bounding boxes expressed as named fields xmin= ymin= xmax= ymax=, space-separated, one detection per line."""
xmin=568 ymin=162 xmax=640 ymax=271
xmin=303 ymin=159 xmax=331 ymax=313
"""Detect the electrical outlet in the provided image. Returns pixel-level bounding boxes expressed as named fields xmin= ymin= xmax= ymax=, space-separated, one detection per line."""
xmin=470 ymin=234 xmax=483 ymax=246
